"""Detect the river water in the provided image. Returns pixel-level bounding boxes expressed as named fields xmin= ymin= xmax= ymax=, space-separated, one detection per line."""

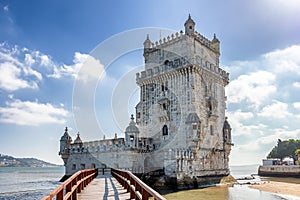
xmin=0 ymin=167 xmax=64 ymax=200
xmin=0 ymin=165 xmax=299 ymax=200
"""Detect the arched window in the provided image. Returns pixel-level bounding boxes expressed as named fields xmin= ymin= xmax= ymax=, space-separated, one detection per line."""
xmin=162 ymin=103 xmax=167 ymax=110
xmin=164 ymin=60 xmax=169 ymax=65
xmin=162 ymin=125 xmax=168 ymax=136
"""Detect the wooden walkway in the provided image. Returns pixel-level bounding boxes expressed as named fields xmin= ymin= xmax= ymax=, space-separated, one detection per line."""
xmin=77 ymin=174 xmax=131 ymax=200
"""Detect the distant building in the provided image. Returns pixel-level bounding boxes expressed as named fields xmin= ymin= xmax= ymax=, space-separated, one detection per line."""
xmin=59 ymin=15 xmax=233 ymax=187
xmin=282 ymin=157 xmax=294 ymax=166
xmin=262 ymin=158 xmax=280 ymax=166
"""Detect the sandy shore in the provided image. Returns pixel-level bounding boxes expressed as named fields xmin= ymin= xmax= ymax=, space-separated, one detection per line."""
xmin=250 ymin=181 xmax=300 ymax=198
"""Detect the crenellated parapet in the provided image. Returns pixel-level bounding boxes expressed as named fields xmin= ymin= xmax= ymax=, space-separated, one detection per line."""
xmin=144 ymin=30 xmax=219 ymax=55
xmin=145 ymin=30 xmax=185 ymax=50
xmin=69 ymin=138 xmax=126 ymax=154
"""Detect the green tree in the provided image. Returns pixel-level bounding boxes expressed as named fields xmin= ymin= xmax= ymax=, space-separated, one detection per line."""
xmin=296 ymin=149 xmax=300 ymax=165
xmin=267 ymin=139 xmax=300 ymax=160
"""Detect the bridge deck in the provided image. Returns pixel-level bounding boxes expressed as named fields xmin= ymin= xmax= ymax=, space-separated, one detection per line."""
xmin=78 ymin=174 xmax=130 ymax=200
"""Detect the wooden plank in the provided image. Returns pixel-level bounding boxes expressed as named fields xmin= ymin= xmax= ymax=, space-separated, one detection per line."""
xmin=77 ymin=175 xmax=130 ymax=200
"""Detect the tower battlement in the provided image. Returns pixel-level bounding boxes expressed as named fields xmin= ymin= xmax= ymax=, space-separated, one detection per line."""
xmin=147 ymin=30 xmax=218 ymax=55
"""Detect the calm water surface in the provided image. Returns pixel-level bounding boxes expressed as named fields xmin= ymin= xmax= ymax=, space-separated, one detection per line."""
xmin=0 ymin=167 xmax=64 ymax=200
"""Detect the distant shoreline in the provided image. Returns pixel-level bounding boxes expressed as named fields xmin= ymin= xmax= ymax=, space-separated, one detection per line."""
xmin=0 ymin=165 xmax=62 ymax=167
xmin=0 ymin=154 xmax=60 ymax=167
xmin=250 ymin=181 xmax=300 ymax=198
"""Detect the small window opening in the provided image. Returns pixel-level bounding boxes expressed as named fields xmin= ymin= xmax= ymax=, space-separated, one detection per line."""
xmin=162 ymin=125 xmax=168 ymax=136
xmin=163 ymin=103 xmax=167 ymax=110
xmin=130 ymin=135 xmax=134 ymax=141
xmin=193 ymin=124 xmax=197 ymax=130
xmin=80 ymin=163 xmax=85 ymax=169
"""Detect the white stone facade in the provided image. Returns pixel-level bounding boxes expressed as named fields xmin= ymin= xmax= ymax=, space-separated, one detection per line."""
xmin=59 ymin=15 xmax=233 ymax=187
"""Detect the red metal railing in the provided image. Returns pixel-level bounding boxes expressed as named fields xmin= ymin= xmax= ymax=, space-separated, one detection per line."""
xmin=111 ymin=168 xmax=166 ymax=200
xmin=41 ymin=168 xmax=98 ymax=200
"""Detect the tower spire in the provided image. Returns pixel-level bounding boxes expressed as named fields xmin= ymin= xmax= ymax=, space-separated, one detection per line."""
xmin=143 ymin=34 xmax=152 ymax=49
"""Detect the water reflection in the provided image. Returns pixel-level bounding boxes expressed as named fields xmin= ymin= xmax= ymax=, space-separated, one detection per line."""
xmin=228 ymin=185 xmax=287 ymax=200
xmin=164 ymin=184 xmax=299 ymax=200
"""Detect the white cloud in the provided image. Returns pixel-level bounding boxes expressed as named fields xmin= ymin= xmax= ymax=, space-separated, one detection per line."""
xmin=24 ymin=54 xmax=35 ymax=66
xmin=49 ymin=52 xmax=86 ymax=79
xmin=228 ymin=109 xmax=254 ymax=120
xmin=263 ymin=45 xmax=300 ymax=75
xmin=0 ymin=43 xmax=105 ymax=90
xmin=23 ymin=67 xmax=42 ymax=80
xmin=226 ymin=110 xmax=267 ymax=136
xmin=293 ymin=102 xmax=300 ymax=110
xmin=258 ymin=101 xmax=292 ymax=119
xmin=226 ymin=70 xmax=276 ymax=107
xmin=0 ymin=62 xmax=38 ymax=91
xmin=0 ymin=50 xmax=23 ymax=67
xmin=49 ymin=52 xmax=105 ymax=81
xmin=0 ymin=98 xmax=69 ymax=126
xmin=0 ymin=43 xmax=44 ymax=91
xmin=40 ymin=55 xmax=52 ymax=67
xmin=293 ymin=82 xmax=300 ymax=88
xmin=0 ymin=43 xmax=98 ymax=92
xmin=227 ymin=44 xmax=300 ymax=165
xmin=230 ymin=128 xmax=300 ymax=165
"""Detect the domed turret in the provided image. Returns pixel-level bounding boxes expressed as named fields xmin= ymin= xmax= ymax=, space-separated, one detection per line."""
xmin=59 ymin=127 xmax=72 ymax=164
xmin=125 ymin=115 xmax=139 ymax=133
xmin=74 ymin=132 xmax=83 ymax=148
xmin=125 ymin=114 xmax=139 ymax=148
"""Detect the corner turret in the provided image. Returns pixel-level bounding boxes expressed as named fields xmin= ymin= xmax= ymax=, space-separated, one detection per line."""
xmin=143 ymin=34 xmax=152 ymax=49
xmin=143 ymin=34 xmax=152 ymax=63
xmin=184 ymin=14 xmax=195 ymax=36
xmin=59 ymin=127 xmax=72 ymax=164
xmin=212 ymin=33 xmax=220 ymax=54
xmin=74 ymin=132 xmax=83 ymax=149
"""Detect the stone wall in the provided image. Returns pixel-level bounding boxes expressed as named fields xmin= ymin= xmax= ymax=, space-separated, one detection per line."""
xmin=258 ymin=165 xmax=300 ymax=177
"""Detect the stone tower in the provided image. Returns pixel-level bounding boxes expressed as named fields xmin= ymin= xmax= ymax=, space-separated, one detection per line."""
xmin=135 ymin=15 xmax=233 ymax=186
xmin=58 ymin=15 xmax=233 ymax=187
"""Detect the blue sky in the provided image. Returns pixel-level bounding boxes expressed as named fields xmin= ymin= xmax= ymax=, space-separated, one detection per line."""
xmin=0 ymin=0 xmax=300 ymax=165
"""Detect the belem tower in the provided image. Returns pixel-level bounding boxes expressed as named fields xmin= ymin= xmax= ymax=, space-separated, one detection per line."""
xmin=59 ymin=15 xmax=233 ymax=187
